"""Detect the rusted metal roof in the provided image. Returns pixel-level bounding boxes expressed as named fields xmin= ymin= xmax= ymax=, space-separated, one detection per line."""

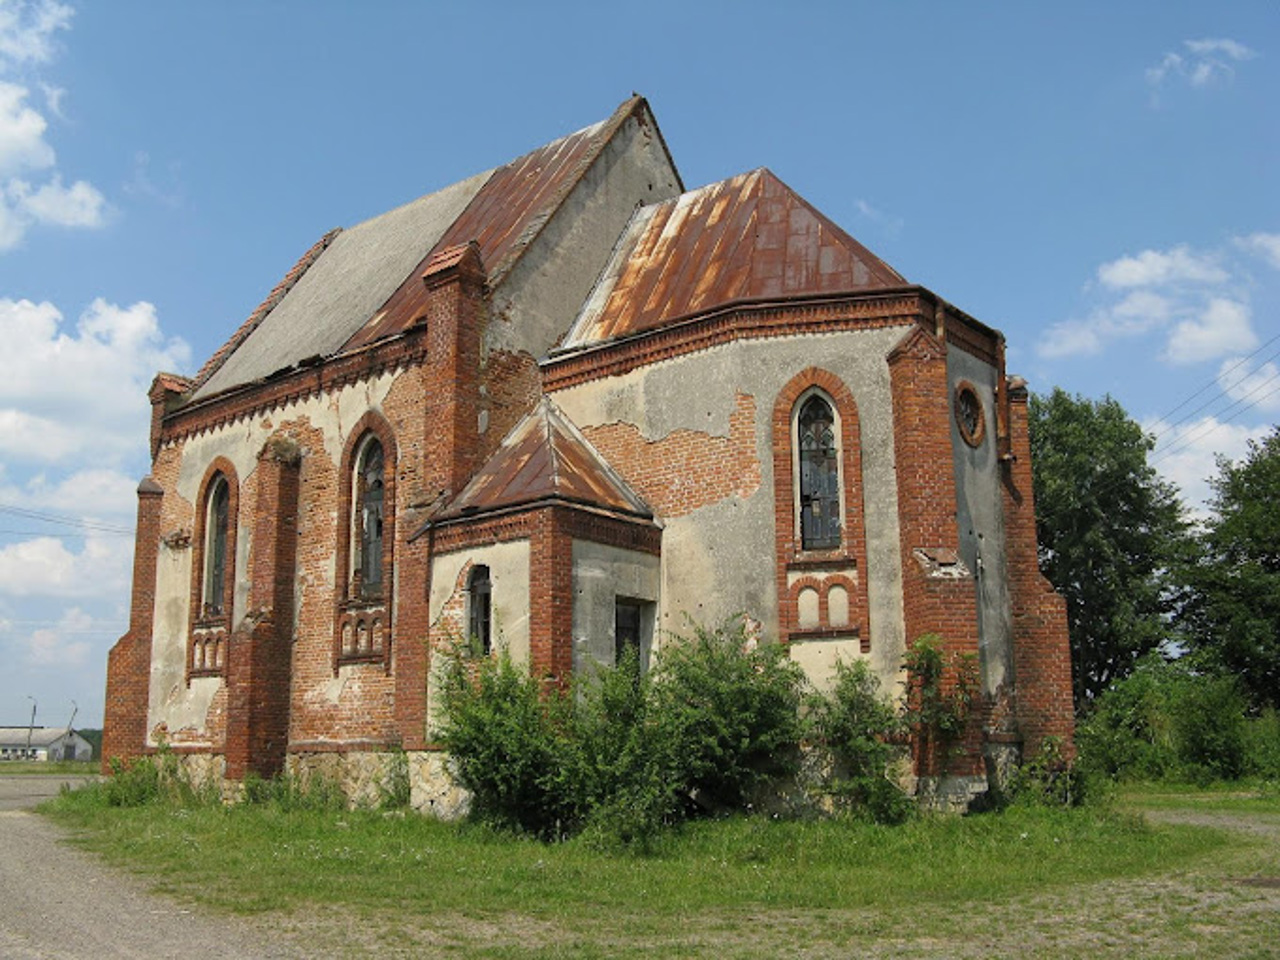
xmin=564 ymin=168 xmax=907 ymax=347
xmin=341 ymin=96 xmax=659 ymax=355
xmin=436 ymin=399 xmax=652 ymax=522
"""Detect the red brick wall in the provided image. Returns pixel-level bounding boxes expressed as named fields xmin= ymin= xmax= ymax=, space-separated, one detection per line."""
xmin=1003 ymin=379 xmax=1076 ymax=757
xmin=888 ymin=325 xmax=983 ymax=776
xmin=101 ymin=477 xmax=163 ymax=770
xmin=582 ymin=392 xmax=761 ymax=518
xmin=225 ymin=442 xmax=300 ymax=779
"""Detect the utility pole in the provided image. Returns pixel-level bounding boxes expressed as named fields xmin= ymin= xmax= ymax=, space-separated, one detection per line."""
xmin=64 ymin=701 xmax=78 ymax=762
xmin=25 ymin=696 xmax=36 ymax=759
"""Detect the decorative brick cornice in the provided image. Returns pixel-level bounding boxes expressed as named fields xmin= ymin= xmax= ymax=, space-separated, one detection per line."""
xmin=158 ymin=329 xmax=430 ymax=448
xmin=545 ymin=292 xmax=925 ymax=391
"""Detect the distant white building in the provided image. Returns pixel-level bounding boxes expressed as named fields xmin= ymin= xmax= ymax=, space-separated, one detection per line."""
xmin=0 ymin=727 xmax=92 ymax=762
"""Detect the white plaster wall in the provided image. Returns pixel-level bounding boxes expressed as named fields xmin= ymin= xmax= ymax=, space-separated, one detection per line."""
xmin=789 ymin=640 xmax=867 ymax=695
xmin=947 ymin=348 xmax=1014 ymax=695
xmin=428 ymin=539 xmax=532 ymax=663
xmin=551 ymin=325 xmax=912 ymax=690
xmin=489 ymin=110 xmax=682 ymax=361
xmin=147 ymin=373 xmax=397 ymax=741
xmin=570 ymin=540 xmax=661 ymax=674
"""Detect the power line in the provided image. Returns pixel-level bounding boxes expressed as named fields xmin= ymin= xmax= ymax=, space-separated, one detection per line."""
xmin=0 ymin=504 xmax=132 ymax=535
xmin=1150 ymin=328 xmax=1280 ymax=436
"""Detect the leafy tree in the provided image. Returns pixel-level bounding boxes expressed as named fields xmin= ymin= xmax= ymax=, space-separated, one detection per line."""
xmin=1029 ymin=389 xmax=1188 ymax=710
xmin=1182 ymin=428 xmax=1280 ymax=709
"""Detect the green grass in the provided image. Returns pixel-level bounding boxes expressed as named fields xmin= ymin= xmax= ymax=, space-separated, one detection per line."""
xmin=41 ymin=788 xmax=1230 ymax=929
xmin=0 ymin=760 xmax=98 ymax=775
xmin=1117 ymin=779 xmax=1280 ymax=814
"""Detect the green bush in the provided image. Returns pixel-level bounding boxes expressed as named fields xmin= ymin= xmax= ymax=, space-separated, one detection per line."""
xmin=1006 ymin=736 xmax=1086 ymax=807
xmin=438 ymin=618 xmax=809 ymax=842
xmin=902 ymin=634 xmax=978 ymax=776
xmin=649 ymin=618 xmax=807 ymax=814
xmin=809 ymin=658 xmax=912 ymax=823
xmin=1076 ymin=655 xmax=1249 ymax=784
xmin=1243 ymin=708 xmax=1280 ymax=780
xmin=437 ymin=645 xmax=587 ymax=839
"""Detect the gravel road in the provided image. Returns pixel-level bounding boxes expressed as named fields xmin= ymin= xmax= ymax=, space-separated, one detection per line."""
xmin=0 ymin=775 xmax=307 ymax=959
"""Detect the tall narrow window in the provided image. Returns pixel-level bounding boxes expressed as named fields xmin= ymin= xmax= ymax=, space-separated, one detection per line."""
xmin=468 ymin=565 xmax=492 ymax=655
xmin=615 ymin=598 xmax=643 ymax=674
xmin=356 ymin=439 xmax=384 ymax=598
xmin=798 ymin=394 xmax=841 ymax=550
xmin=203 ymin=476 xmax=230 ymax=617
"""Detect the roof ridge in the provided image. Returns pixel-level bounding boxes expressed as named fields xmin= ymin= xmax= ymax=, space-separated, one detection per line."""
xmin=464 ymin=95 xmax=657 ymax=287
xmin=191 ymin=227 xmax=341 ymax=391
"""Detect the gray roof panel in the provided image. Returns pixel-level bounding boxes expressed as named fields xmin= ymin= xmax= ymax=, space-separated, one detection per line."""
xmin=194 ymin=169 xmax=493 ymax=400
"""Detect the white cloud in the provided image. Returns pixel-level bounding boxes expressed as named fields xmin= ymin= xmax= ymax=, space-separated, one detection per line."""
xmin=1097 ymin=246 xmax=1227 ymax=288
xmin=0 ymin=0 xmax=72 ymax=69
xmin=854 ymin=197 xmax=903 ymax=237
xmin=1163 ymin=298 xmax=1257 ymax=365
xmin=0 ymin=532 xmax=131 ymax=599
xmin=1146 ymin=37 xmax=1258 ymax=98
xmin=1235 ymin=232 xmax=1280 ymax=271
xmin=1042 ymin=241 xmax=1264 ymax=363
xmin=1148 ymin=415 xmax=1271 ymax=516
xmin=1037 ymin=290 xmax=1174 ymax=359
xmin=0 ymin=6 xmax=105 ymax=250
xmin=1217 ymin=357 xmax=1280 ymax=414
xmin=0 ymin=297 xmax=190 ymax=466
xmin=0 ymin=80 xmax=53 ymax=176
xmin=9 ymin=174 xmax=105 ymax=226
xmin=22 ymin=606 xmax=93 ymax=668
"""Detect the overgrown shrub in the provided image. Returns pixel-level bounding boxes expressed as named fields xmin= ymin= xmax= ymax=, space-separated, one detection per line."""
xmin=903 ymin=634 xmax=977 ymax=775
xmin=1076 ymin=655 xmax=1249 ymax=783
xmin=98 ymin=742 xmax=211 ymax=807
xmin=809 ymin=658 xmax=912 ymax=823
xmin=241 ymin=769 xmax=347 ymax=812
xmin=1006 ymin=736 xmax=1086 ymax=807
xmin=438 ymin=618 xmax=809 ymax=841
xmin=437 ymin=645 xmax=587 ymax=839
xmin=649 ymin=618 xmax=807 ymax=813
xmin=1244 ymin=708 xmax=1280 ymax=780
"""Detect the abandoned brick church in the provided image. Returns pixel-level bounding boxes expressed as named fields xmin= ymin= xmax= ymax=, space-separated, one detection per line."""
xmin=103 ymin=96 xmax=1074 ymax=807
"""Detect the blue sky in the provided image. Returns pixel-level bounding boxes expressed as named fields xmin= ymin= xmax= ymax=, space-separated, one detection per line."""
xmin=0 ymin=1 xmax=1275 ymax=727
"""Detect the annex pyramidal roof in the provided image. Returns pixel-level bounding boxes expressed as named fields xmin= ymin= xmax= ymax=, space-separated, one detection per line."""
xmin=435 ymin=398 xmax=653 ymax=523
xmin=187 ymin=95 xmax=911 ymax=404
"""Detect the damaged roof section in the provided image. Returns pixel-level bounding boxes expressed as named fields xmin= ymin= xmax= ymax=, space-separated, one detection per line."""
xmin=195 ymin=96 xmax=668 ymax=399
xmin=564 ymin=168 xmax=907 ymax=348
xmin=194 ymin=170 xmax=492 ymax=400
xmin=434 ymin=399 xmax=653 ymax=523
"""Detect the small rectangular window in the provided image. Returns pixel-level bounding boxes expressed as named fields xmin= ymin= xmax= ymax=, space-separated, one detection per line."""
xmin=614 ymin=598 xmax=653 ymax=675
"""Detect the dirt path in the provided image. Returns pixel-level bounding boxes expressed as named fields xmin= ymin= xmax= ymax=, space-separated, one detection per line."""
xmin=0 ymin=776 xmax=307 ymax=960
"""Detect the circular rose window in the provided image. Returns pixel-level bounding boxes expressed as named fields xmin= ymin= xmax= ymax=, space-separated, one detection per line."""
xmin=954 ymin=382 xmax=985 ymax=447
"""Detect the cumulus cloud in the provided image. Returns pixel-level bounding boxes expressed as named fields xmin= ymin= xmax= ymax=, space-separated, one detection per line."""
xmin=0 ymin=531 xmax=131 ymax=599
xmin=1235 ymin=232 xmax=1280 ymax=271
xmin=1217 ymin=357 xmax=1280 ymax=414
xmin=22 ymin=606 xmax=94 ymax=668
xmin=1040 ymin=241 xmax=1265 ymax=364
xmin=1148 ymin=415 xmax=1272 ymax=516
xmin=0 ymin=0 xmax=72 ymax=69
xmin=1146 ymin=37 xmax=1258 ymax=99
xmin=1164 ymin=298 xmax=1258 ymax=365
xmin=0 ymin=297 xmax=190 ymax=466
xmin=0 ymin=4 xmax=105 ymax=250
xmin=1097 ymin=246 xmax=1227 ymax=288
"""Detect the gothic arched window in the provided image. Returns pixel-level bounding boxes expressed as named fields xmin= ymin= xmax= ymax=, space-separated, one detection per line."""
xmin=798 ymin=393 xmax=841 ymax=550
xmin=203 ymin=475 xmax=230 ymax=617
xmin=356 ymin=437 xmax=385 ymax=598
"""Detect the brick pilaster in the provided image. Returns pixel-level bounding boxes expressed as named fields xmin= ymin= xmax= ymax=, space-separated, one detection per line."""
xmin=101 ymin=476 xmax=164 ymax=771
xmin=887 ymin=325 xmax=983 ymax=776
xmin=225 ymin=441 xmax=300 ymax=780
xmin=528 ymin=507 xmax=575 ymax=685
xmin=1002 ymin=378 xmax=1076 ymax=757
